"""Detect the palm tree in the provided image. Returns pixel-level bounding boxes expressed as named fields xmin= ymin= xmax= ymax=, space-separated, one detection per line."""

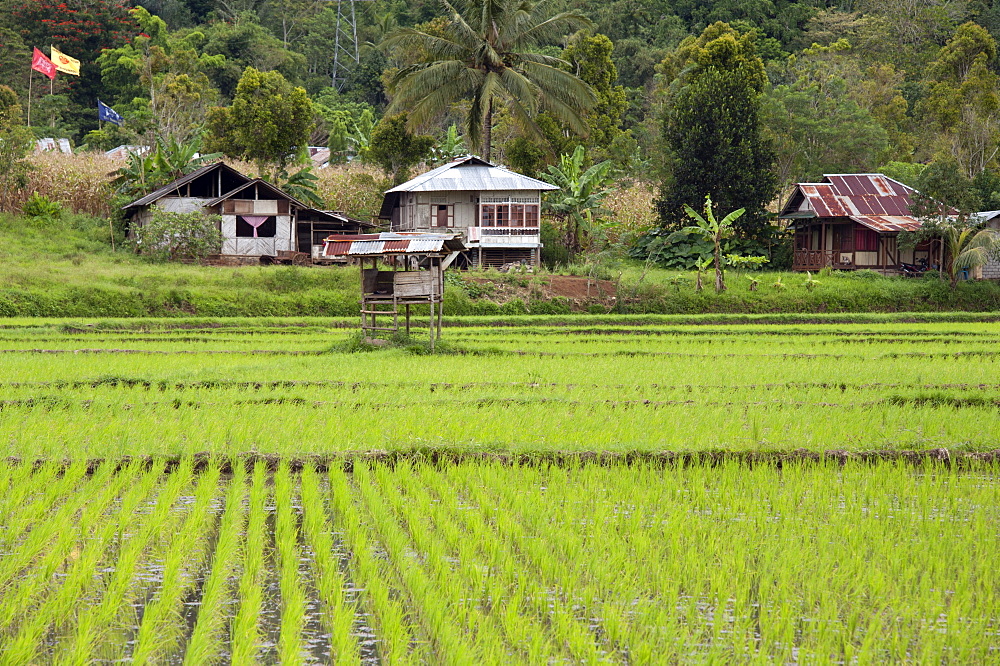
xmin=941 ymin=225 xmax=1000 ymax=288
xmin=381 ymin=0 xmax=596 ymax=161
xmin=682 ymin=195 xmax=745 ymax=293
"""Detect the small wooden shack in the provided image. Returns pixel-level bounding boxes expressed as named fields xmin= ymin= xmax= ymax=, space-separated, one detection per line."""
xmin=122 ymin=161 xmax=372 ymax=262
xmin=322 ymin=232 xmax=467 ymax=348
xmin=779 ymin=174 xmax=944 ymax=274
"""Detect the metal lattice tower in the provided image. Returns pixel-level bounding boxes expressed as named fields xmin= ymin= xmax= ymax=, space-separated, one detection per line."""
xmin=331 ymin=0 xmax=373 ymax=90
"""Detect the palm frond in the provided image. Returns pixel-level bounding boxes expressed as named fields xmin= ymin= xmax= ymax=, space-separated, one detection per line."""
xmin=502 ymin=91 xmax=549 ymax=146
xmin=536 ymin=88 xmax=589 ymax=136
xmin=954 ymin=228 xmax=1000 ymax=269
xmin=387 ymin=60 xmax=470 ymax=110
xmin=404 ymin=69 xmax=482 ymax=129
xmin=515 ymin=51 xmax=571 ymax=68
xmin=497 ymin=67 xmax=539 ymax=116
xmin=380 ymin=27 xmax=469 ymax=61
xmin=515 ymin=11 xmax=593 ymax=48
xmin=441 ymin=0 xmax=482 ymax=41
xmin=519 ymin=60 xmax=597 ymax=109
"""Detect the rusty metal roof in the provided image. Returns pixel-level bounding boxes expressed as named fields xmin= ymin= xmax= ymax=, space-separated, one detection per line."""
xmin=849 ymin=215 xmax=923 ymax=233
xmin=322 ymin=232 xmax=466 ymax=257
xmin=778 ymin=174 xmax=938 ymax=231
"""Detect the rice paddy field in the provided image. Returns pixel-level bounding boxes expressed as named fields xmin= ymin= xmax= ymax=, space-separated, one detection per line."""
xmin=1 ymin=315 xmax=999 ymax=662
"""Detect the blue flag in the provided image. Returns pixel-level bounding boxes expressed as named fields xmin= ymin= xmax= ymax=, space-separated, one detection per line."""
xmin=97 ymin=100 xmax=123 ymax=127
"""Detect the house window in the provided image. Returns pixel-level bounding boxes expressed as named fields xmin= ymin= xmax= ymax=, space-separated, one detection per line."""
xmin=481 ymin=204 xmax=509 ymax=227
xmin=237 ymin=215 xmax=276 ymax=238
xmin=523 ymin=204 xmax=538 ymax=227
xmin=833 ymin=225 xmax=853 ymax=252
xmin=856 ymin=228 xmax=878 ymax=251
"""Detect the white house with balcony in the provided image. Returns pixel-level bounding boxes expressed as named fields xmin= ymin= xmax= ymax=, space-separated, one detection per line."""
xmin=378 ymin=155 xmax=557 ymax=267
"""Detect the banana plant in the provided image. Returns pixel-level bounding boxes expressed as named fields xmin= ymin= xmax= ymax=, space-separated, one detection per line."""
xmin=275 ymin=166 xmax=325 ymax=208
xmin=682 ymin=195 xmax=745 ymax=293
xmin=540 ymin=145 xmax=614 ymax=258
xmin=112 ymin=133 xmax=221 ymax=197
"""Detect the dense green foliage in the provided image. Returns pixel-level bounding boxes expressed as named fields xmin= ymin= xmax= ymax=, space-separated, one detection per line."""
xmin=656 ymin=23 xmax=777 ymax=245
xmin=8 ymin=1 xmax=1000 ymax=264
xmin=132 ymin=209 xmax=223 ymax=261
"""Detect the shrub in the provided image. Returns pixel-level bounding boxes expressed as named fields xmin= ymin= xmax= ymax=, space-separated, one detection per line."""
xmin=132 ymin=209 xmax=223 ymax=262
xmin=22 ymin=193 xmax=63 ymax=223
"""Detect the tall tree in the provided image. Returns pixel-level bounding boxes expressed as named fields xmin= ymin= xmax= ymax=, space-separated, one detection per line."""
xmin=0 ymin=85 xmax=32 ymax=212
xmin=205 ymin=67 xmax=313 ymax=177
xmin=367 ymin=112 xmax=434 ymax=185
xmin=381 ymin=0 xmax=596 ymax=160
xmin=918 ymin=22 xmax=1000 ymax=178
xmin=655 ymin=22 xmax=777 ymax=244
xmin=97 ymin=7 xmax=223 ymax=144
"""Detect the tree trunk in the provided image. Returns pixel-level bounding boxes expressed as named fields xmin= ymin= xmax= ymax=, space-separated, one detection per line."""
xmin=483 ymin=99 xmax=492 ymax=161
xmin=714 ymin=241 xmax=726 ymax=292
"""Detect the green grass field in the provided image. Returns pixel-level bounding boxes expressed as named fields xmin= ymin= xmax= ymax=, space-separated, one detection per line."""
xmin=1 ymin=317 xmax=998 ymax=662
xmin=6 ymin=211 xmax=1000 ymax=317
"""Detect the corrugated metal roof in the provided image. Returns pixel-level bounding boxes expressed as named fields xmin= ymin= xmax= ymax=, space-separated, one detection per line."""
xmin=122 ymin=162 xmax=250 ymax=209
xmin=779 ymin=174 xmax=948 ymax=231
xmin=849 ymin=215 xmax=923 ymax=233
xmin=204 ymin=178 xmax=308 ymax=209
xmin=322 ymin=232 xmax=466 ymax=257
xmin=385 ymin=155 xmax=558 ymax=193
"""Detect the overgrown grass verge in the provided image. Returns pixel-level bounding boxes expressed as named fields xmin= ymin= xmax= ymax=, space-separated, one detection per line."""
xmin=4 ymin=208 xmax=1000 ymax=316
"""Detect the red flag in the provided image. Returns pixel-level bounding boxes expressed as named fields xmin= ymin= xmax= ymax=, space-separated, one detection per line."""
xmin=31 ymin=47 xmax=57 ymax=80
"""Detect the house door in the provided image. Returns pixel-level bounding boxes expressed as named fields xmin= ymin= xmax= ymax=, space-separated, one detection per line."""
xmin=434 ymin=204 xmax=453 ymax=227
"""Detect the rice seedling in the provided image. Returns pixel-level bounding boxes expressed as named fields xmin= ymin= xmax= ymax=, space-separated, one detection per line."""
xmin=1 ymin=462 xmax=161 ymax=664
xmin=56 ymin=459 xmax=194 ymax=665
xmin=299 ymin=465 xmax=358 ymax=665
xmin=183 ymin=460 xmax=247 ymax=664
xmin=274 ymin=461 xmax=308 ymax=665
xmin=327 ymin=464 xmax=422 ymax=664
xmin=229 ymin=462 xmax=269 ymax=665
xmin=130 ymin=462 xmax=222 ymax=664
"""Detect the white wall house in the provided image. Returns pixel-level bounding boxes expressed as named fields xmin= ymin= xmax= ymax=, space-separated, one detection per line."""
xmin=123 ymin=162 xmax=368 ymax=260
xmin=378 ymin=156 xmax=558 ymax=267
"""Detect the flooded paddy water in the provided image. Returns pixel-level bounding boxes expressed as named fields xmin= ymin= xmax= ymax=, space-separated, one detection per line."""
xmin=0 ymin=460 xmax=997 ymax=663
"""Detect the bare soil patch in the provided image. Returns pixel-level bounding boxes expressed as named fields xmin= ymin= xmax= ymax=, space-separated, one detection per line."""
xmin=465 ymin=274 xmax=617 ymax=309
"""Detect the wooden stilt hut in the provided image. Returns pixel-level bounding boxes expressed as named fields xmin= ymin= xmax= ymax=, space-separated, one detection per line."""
xmin=322 ymin=232 xmax=466 ymax=350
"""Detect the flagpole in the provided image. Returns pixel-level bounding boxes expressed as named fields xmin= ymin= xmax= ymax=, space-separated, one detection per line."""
xmin=49 ymin=45 xmax=54 ymax=95
xmin=27 ymin=67 xmax=32 ymax=128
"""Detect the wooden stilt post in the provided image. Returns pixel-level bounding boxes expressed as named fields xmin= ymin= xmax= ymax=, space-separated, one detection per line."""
xmin=436 ymin=258 xmax=442 ymax=340
xmin=359 ymin=258 xmax=366 ymax=336
xmin=429 ymin=257 xmax=435 ymax=352
xmin=405 ymin=304 xmax=410 ymax=334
